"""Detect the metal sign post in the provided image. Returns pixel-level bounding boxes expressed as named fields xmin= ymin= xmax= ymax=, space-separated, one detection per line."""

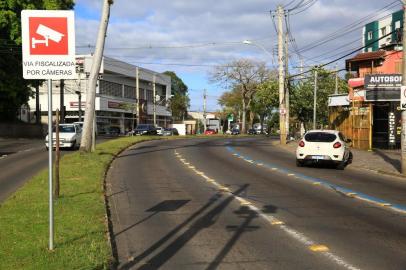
xmin=47 ymin=79 xmax=54 ymax=250
xmin=21 ymin=10 xmax=76 ymax=250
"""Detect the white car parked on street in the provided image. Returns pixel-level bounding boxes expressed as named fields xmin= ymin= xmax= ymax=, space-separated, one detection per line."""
xmin=296 ymin=130 xmax=352 ymax=170
xmin=45 ymin=123 xmax=82 ymax=150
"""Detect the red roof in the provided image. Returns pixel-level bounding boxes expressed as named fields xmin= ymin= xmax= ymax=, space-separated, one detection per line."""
xmin=347 ymin=51 xmax=386 ymax=62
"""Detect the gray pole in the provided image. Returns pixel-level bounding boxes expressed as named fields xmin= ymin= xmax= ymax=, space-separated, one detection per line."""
xmin=78 ymin=92 xmax=82 ymax=122
xmin=313 ymin=67 xmax=318 ymax=130
xmin=136 ymin=67 xmax=140 ymax=126
xmin=335 ymin=63 xmax=338 ymax=94
xmin=285 ymin=31 xmax=290 ymax=140
xmin=277 ymin=5 xmax=286 ymax=144
xmin=401 ymin=1 xmax=406 ymax=174
xmin=47 ymin=79 xmax=54 ymax=250
xmin=203 ymin=89 xmax=207 ymax=132
xmin=153 ymin=74 xmax=156 ymax=126
xmin=81 ymin=0 xmax=112 ymax=152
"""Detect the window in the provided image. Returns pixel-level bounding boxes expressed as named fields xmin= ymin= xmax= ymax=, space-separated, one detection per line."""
xmin=381 ymin=27 xmax=386 ymax=36
xmin=395 ymin=20 xmax=401 ymax=30
xmin=367 ymin=31 xmax=373 ymax=40
xmin=99 ymin=80 xmax=122 ymax=98
xmin=304 ymin=132 xmax=337 ymax=142
xmin=146 ymin=90 xmax=153 ymax=103
xmin=124 ymin=85 xmax=136 ymax=99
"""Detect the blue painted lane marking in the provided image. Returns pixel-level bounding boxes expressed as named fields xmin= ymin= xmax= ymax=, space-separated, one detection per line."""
xmin=226 ymin=146 xmax=406 ymax=214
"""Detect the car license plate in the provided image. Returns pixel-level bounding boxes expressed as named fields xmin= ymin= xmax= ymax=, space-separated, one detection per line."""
xmin=312 ymin=155 xmax=324 ymax=160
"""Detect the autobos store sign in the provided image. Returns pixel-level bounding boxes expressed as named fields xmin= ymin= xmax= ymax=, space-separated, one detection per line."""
xmin=365 ymin=74 xmax=402 ymax=101
xmin=21 ymin=10 xmax=76 ymax=79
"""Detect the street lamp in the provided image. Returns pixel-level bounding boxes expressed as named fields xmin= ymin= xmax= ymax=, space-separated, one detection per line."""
xmin=242 ymin=40 xmax=275 ymax=65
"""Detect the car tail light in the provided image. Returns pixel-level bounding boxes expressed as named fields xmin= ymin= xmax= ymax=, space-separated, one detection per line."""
xmin=333 ymin=142 xmax=342 ymax=148
xmin=298 ymin=140 xmax=305 ymax=147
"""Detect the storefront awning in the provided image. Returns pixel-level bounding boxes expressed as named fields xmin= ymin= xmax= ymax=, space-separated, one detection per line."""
xmin=348 ymin=78 xmax=364 ymax=88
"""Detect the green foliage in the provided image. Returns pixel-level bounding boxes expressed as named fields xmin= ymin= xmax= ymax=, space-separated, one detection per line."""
xmin=291 ymin=68 xmax=347 ymax=129
xmin=163 ymin=71 xmax=190 ymax=120
xmin=168 ymin=92 xmax=190 ymax=121
xmin=250 ymin=80 xmax=279 ymax=117
xmin=0 ymin=0 xmax=74 ymax=121
xmin=163 ymin=71 xmax=188 ymax=96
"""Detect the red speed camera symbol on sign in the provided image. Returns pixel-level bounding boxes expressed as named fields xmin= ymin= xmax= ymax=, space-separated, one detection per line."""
xmin=29 ymin=17 xmax=68 ymax=55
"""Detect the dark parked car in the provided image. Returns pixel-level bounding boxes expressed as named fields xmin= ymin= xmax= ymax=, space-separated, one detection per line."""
xmin=108 ymin=126 xmax=121 ymax=136
xmin=231 ymin=128 xmax=240 ymax=135
xmin=248 ymin=128 xmax=256 ymax=135
xmin=162 ymin=128 xmax=179 ymax=136
xmin=131 ymin=124 xmax=157 ymax=136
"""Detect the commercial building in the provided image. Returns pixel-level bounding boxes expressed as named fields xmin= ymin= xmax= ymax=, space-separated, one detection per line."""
xmin=329 ymin=50 xmax=403 ymax=149
xmin=26 ymin=55 xmax=172 ymax=134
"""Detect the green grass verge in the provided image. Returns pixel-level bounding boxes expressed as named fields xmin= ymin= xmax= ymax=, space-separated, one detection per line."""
xmin=0 ymin=134 xmax=255 ymax=269
xmin=0 ymin=136 xmax=161 ymax=270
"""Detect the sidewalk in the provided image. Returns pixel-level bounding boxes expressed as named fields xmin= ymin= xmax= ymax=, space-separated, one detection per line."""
xmin=273 ymin=140 xmax=404 ymax=178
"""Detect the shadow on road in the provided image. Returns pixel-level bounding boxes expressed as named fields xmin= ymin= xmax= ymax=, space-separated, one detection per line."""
xmin=118 ymin=184 xmax=249 ymax=270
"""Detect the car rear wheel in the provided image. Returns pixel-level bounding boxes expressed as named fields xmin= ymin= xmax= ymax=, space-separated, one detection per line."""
xmin=336 ymin=160 xmax=346 ymax=170
xmin=296 ymin=159 xmax=304 ymax=167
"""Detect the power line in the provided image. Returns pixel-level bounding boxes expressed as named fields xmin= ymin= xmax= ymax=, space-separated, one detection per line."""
xmin=289 ymin=27 xmax=401 ymax=79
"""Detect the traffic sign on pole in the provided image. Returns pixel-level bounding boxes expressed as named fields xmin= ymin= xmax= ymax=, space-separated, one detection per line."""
xmin=21 ymin=10 xmax=76 ymax=80
xmin=401 ymin=86 xmax=406 ymax=110
xmin=21 ymin=10 xmax=76 ymax=250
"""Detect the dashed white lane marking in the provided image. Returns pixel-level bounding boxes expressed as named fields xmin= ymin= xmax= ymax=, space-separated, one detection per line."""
xmin=174 ymin=151 xmax=361 ymax=270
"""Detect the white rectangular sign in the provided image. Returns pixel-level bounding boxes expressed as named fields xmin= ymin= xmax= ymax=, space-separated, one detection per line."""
xmin=21 ymin=10 xmax=76 ymax=79
xmin=401 ymin=86 xmax=406 ymax=110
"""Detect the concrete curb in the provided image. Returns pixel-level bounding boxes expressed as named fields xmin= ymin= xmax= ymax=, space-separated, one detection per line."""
xmin=269 ymin=140 xmax=406 ymax=180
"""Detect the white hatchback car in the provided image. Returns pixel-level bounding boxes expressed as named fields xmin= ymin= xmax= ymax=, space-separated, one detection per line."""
xmin=296 ymin=130 xmax=352 ymax=169
xmin=45 ymin=123 xmax=82 ymax=150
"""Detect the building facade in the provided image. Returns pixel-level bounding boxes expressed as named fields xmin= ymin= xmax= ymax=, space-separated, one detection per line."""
xmin=27 ymin=55 xmax=172 ymax=134
xmin=329 ymin=50 xmax=403 ymax=149
xmin=363 ymin=10 xmax=403 ymax=52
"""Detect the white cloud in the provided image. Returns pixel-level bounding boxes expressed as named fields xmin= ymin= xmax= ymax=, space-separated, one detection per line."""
xmin=74 ymin=0 xmax=402 ymax=110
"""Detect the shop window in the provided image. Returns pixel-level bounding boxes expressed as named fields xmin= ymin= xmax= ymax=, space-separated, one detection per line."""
xmin=99 ymin=80 xmax=122 ymax=98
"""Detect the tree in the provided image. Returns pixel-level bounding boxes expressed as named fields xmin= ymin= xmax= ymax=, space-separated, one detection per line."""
xmin=210 ymin=59 xmax=269 ymax=133
xmin=163 ymin=71 xmax=190 ymax=121
xmin=250 ymin=79 xmax=279 ymax=133
xmin=168 ymin=92 xmax=190 ymax=121
xmin=0 ymin=0 xmax=74 ymax=122
xmin=290 ymin=68 xmax=347 ymax=130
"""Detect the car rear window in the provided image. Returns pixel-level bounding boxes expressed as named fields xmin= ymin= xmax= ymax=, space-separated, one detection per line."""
xmin=53 ymin=125 xmax=75 ymax=133
xmin=304 ymin=132 xmax=336 ymax=142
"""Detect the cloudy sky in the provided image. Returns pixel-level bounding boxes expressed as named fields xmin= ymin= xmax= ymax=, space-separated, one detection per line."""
xmin=74 ymin=0 xmax=401 ymax=111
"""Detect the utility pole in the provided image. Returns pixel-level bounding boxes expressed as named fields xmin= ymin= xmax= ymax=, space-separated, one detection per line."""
xmin=335 ymin=63 xmax=338 ymax=94
xmin=203 ymin=89 xmax=207 ymax=132
xmin=60 ymin=79 xmax=65 ymax=123
xmin=401 ymin=1 xmax=406 ymax=175
xmin=313 ymin=67 xmax=318 ymax=130
xmin=153 ymin=74 xmax=156 ymax=126
xmin=81 ymin=0 xmax=113 ymax=152
xmin=136 ymin=66 xmax=140 ymax=126
xmin=277 ymin=5 xmax=286 ymax=144
xmin=285 ymin=31 xmax=289 ymax=140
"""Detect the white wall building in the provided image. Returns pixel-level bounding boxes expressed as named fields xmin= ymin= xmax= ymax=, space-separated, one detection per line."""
xmin=27 ymin=55 xmax=172 ymax=134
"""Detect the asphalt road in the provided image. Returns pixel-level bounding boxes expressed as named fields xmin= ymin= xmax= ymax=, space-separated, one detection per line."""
xmin=107 ymin=138 xmax=406 ymax=270
xmin=0 ymin=136 xmax=112 ymax=203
